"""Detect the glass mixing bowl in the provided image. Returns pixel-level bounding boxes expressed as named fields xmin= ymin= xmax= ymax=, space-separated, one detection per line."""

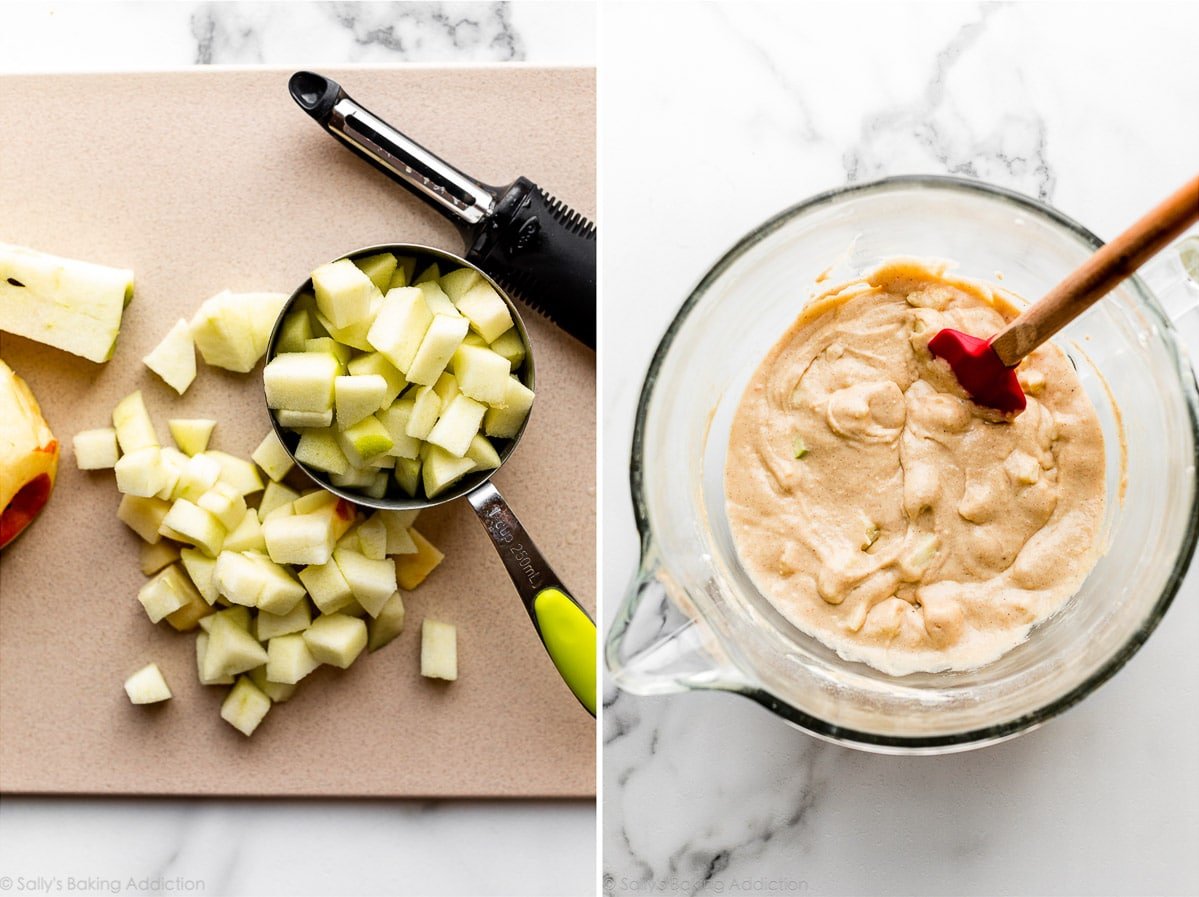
xmin=607 ymin=176 xmax=1199 ymax=753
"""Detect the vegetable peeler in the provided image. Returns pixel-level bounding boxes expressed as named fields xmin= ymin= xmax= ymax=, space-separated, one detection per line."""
xmin=288 ymin=71 xmax=596 ymax=349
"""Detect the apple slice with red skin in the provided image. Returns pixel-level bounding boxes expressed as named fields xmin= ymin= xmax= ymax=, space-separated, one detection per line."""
xmin=0 ymin=360 xmax=59 ymax=549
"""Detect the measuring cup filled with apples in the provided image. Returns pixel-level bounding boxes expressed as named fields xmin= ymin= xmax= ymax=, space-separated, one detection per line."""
xmin=260 ymin=244 xmax=596 ymax=715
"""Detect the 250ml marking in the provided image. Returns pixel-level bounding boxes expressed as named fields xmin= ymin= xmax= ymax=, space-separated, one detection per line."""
xmin=485 ymin=507 xmax=545 ymax=589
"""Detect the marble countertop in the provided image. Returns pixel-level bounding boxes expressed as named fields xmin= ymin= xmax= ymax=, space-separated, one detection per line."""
xmin=602 ymin=3 xmax=1198 ymax=896
xmin=0 ymin=4 xmax=594 ymax=897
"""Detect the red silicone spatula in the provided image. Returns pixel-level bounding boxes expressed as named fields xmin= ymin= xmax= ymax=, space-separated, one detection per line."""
xmin=929 ymin=174 xmax=1199 ymax=415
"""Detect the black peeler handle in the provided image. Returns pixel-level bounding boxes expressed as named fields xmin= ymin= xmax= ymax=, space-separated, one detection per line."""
xmin=288 ymin=71 xmax=596 ymax=349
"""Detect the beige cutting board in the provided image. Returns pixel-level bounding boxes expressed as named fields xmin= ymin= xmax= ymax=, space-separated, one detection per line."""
xmin=0 ymin=67 xmax=595 ymax=797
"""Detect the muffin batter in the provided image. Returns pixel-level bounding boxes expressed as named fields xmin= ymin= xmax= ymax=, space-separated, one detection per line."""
xmin=725 ymin=260 xmax=1106 ymax=675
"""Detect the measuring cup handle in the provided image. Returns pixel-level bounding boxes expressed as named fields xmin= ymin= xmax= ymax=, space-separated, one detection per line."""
xmin=466 ymin=482 xmax=596 ymax=715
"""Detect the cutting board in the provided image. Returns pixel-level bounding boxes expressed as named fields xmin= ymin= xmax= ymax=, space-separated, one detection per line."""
xmin=0 ymin=67 xmax=595 ymax=797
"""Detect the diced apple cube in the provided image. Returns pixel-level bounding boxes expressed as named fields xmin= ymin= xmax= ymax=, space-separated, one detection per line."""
xmin=394 ymin=458 xmax=421 ymax=497
xmin=406 ymin=314 xmax=470 ymax=386
xmin=115 ymin=446 xmax=170 ymax=497
xmin=112 ymin=390 xmax=158 ymax=453
xmin=204 ymin=612 xmax=269 ymax=681
xmin=390 ymin=255 xmax=416 ymax=289
xmin=276 ymin=409 xmax=333 ymax=429
xmin=337 ymin=415 xmax=393 ymax=466
xmin=167 ymin=418 xmax=216 ymax=456
xmin=330 ymin=466 xmax=377 ymax=489
xmin=465 ymin=434 xmax=502 ymax=471
xmin=451 ymin=345 xmax=512 ymax=405
xmin=488 ymin=328 xmax=526 ymax=368
xmin=248 ymin=553 xmax=307 ymax=615
xmin=305 ymin=336 xmax=352 ymax=366
xmin=251 ymin=430 xmax=294 ymax=482
xmin=333 ymin=548 xmax=397 ymax=617
xmin=118 ymin=494 xmax=172 ymax=543
xmin=484 ymin=377 xmax=536 ymax=438
xmin=263 ymin=512 xmax=335 ymax=566
xmin=364 ymin=470 xmax=390 ymax=500
xmin=414 ymin=262 xmax=440 ymax=284
xmin=416 ymin=281 xmax=461 ymax=317
xmin=255 ymin=598 xmax=312 ymax=640
xmin=353 ymin=251 xmax=398 ymax=293
xmin=164 ymin=571 xmax=215 ymax=631
xmin=199 ymin=604 xmax=252 ymax=633
xmin=197 ymin=481 xmax=248 ymax=530
xmin=376 ymin=401 xmax=422 ymax=459
xmin=439 ymin=267 xmax=481 ymax=301
xmin=427 ymin=395 xmax=487 ymax=457
xmin=377 ymin=510 xmax=419 ymax=554
xmin=248 ymin=665 xmax=297 ymax=703
xmin=143 ymin=318 xmax=197 ymax=394
xmin=367 ymin=287 xmax=434 ymax=374
xmin=275 ymin=306 xmax=314 ymax=354
xmin=196 ymin=632 xmax=234 ymax=685
xmin=298 ymin=561 xmax=354 ymax=615
xmin=222 ymin=509 xmax=266 ymax=552
xmin=207 ymin=451 xmax=264 ymax=496
xmin=72 ymin=427 xmax=119 ymax=471
xmin=432 ymin=372 xmax=460 ymax=407
xmin=397 ymin=529 xmax=445 ymax=590
xmin=124 ymin=663 xmax=172 ymax=704
xmin=156 ymin=447 xmax=188 ymax=500
xmin=264 ymin=352 xmax=340 ymax=412
xmin=160 ymin=499 xmax=225 ymax=556
xmin=315 ymin=305 xmax=377 ymax=351
xmin=139 ymin=539 xmax=179 ymax=576
xmin=303 ymin=613 xmax=368 ymax=668
xmin=221 ymin=676 xmax=272 ymax=736
xmin=420 ymin=619 xmax=457 ymax=680
xmin=292 ymin=489 xmax=337 ymax=515
xmin=138 ymin=564 xmax=192 ymax=623
xmin=368 ymin=592 xmax=406 ymax=652
xmin=312 ymin=258 xmax=378 ymax=330
xmin=173 ymin=452 xmax=222 ymax=502
xmin=190 ymin=291 xmax=288 ymax=373
xmin=180 ymin=547 xmax=219 ymax=604
xmin=293 ymin=428 xmax=349 ymax=476
xmin=265 ymin=633 xmax=321 ymax=684
xmin=346 ymin=351 xmax=407 ymax=405
xmin=357 ymin=515 xmax=388 ymax=560
xmin=405 ymin=385 xmax=442 ymax=440
xmin=334 ymin=375 xmax=388 ymax=429
xmin=213 ymin=550 xmax=264 ymax=607
xmin=422 ymin=445 xmax=477 ymax=498
xmin=257 ymin=479 xmax=299 ymax=521
xmin=455 ymin=280 xmax=513 ymax=343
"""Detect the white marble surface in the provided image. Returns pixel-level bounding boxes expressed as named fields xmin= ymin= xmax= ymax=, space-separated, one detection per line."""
xmin=601 ymin=3 xmax=1199 ymax=896
xmin=0 ymin=4 xmax=595 ymax=897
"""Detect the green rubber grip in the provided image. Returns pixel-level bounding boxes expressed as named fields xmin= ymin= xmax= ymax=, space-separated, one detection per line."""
xmin=532 ymin=587 xmax=597 ymax=715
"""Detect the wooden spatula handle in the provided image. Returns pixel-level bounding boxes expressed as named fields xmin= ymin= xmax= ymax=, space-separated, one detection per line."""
xmin=990 ymin=174 xmax=1199 ymax=367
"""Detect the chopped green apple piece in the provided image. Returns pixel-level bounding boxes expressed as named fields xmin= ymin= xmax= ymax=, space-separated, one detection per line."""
xmin=291 ymin=489 xmax=337 ymax=515
xmin=356 ymin=514 xmax=388 ymax=560
xmin=451 ymin=345 xmax=511 ymax=405
xmin=143 ymin=318 xmax=197 ymax=394
xmin=251 ymin=430 xmax=294 ymax=482
xmin=168 ymin=418 xmax=215 ymax=456
xmin=257 ymin=479 xmax=299 ymax=521
xmin=249 ymin=553 xmax=308 ymax=615
xmin=337 ymin=415 xmax=393 ymax=466
xmin=312 ymin=258 xmax=379 ymax=330
xmin=422 ymin=445 xmax=477 ymax=497
xmin=276 ymin=409 xmax=333 ymax=428
xmin=900 ymin=534 xmax=940 ymax=581
xmin=293 ymin=428 xmax=350 ymax=476
xmin=792 ymin=434 xmax=808 ymax=459
xmin=353 ymin=251 xmax=398 ymax=293
xmin=173 ymin=452 xmax=221 ymax=502
xmin=263 ymin=512 xmax=335 ymax=566
xmin=302 ymin=613 xmax=367 ymax=668
xmin=115 ymin=446 xmax=169 ymax=497
xmin=221 ymin=676 xmax=271 ymax=736
xmin=416 ymin=281 xmax=461 ymax=318
xmin=180 ymin=547 xmax=219 ymax=603
xmin=196 ymin=632 xmax=234 ymax=685
xmin=275 ymin=306 xmax=314 ymax=354
xmin=197 ymin=481 xmax=248 ymax=530
xmin=164 ymin=572 xmax=215 ymax=631
xmin=483 ymin=376 xmax=535 ymax=438
xmin=0 ymin=242 xmax=133 ymax=362
xmin=414 ymin=262 xmax=440 ymax=284
xmin=346 ymin=352 xmax=407 ymax=405
xmin=124 ymin=663 xmax=171 ymax=704
xmin=305 ymin=336 xmax=352 ymax=366
xmin=256 ymin=598 xmax=312 ymax=640
xmin=298 ymin=561 xmax=354 ymax=615
xmin=139 ymin=539 xmax=179 ymax=576
xmin=420 ymin=619 xmax=457 ymax=680
xmin=333 ymin=547 xmax=397 ymax=617
xmin=427 ymin=394 xmax=487 ymax=457
xmin=73 ymin=427 xmax=119 ymax=470
xmin=222 ymin=508 xmax=266 ymax=552
xmin=330 ymin=466 xmax=378 ymax=489
xmin=377 ymin=400 xmax=422 ymax=459
xmin=377 ymin=509 xmax=419 ymax=553
xmin=112 ymin=390 xmax=158 ymax=454
xmin=404 ymin=385 xmax=442 ymax=439
xmin=432 ymin=372 xmax=460 ymax=406
xmin=368 ymin=592 xmax=406 ymax=651
xmin=394 ymin=457 xmax=421 ymax=497
xmin=213 ymin=550 xmax=265 ymax=607
xmin=117 ymin=494 xmax=172 ymax=543
xmin=397 ymin=529 xmax=444 ymax=590
xmin=204 ymin=611 xmax=269 ymax=681
xmin=138 ymin=563 xmax=193 ymax=623
xmin=263 ymin=351 xmax=340 ymax=412
xmin=406 ymin=314 xmax=470 ymax=386
xmin=160 ymin=499 xmax=225 ymax=557
xmin=488 ymin=328 xmax=526 ymax=368
xmin=206 ymin=450 xmax=264 ymax=496
xmin=454 ymin=280 xmax=513 ymax=343
xmin=248 ymin=665 xmax=297 ymax=703
xmin=334 ymin=374 xmax=388 ymax=429
xmin=190 ymin=291 xmax=288 ymax=373
xmin=465 ymin=433 xmax=502 ymax=471
xmin=314 ymin=305 xmax=377 ymax=351
xmin=367 ymin=287 xmax=434 ymax=374
xmin=265 ymin=633 xmax=321 ymax=684
xmin=199 ymin=604 xmax=252 ymax=633
xmin=390 ymin=255 xmax=417 ymax=289
xmin=439 ymin=267 xmax=481 ymax=301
